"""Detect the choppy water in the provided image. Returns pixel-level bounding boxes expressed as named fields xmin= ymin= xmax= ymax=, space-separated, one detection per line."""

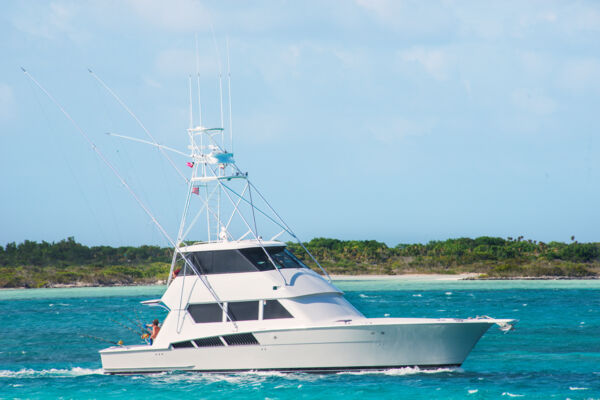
xmin=1 ymin=279 xmax=599 ymax=399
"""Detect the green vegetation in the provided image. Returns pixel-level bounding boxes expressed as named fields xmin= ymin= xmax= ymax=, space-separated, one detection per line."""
xmin=288 ymin=236 xmax=600 ymax=278
xmin=1 ymin=236 xmax=598 ymax=288
xmin=0 ymin=237 xmax=171 ymax=288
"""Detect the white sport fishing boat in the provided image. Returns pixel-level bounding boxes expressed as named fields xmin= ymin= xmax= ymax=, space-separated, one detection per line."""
xmin=98 ymin=103 xmax=515 ymax=374
xmin=21 ymin=61 xmax=515 ymax=374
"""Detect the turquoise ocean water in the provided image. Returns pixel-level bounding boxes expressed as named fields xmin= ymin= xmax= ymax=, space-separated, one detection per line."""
xmin=1 ymin=279 xmax=599 ymax=399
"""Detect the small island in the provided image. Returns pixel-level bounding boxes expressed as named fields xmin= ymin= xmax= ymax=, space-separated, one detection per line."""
xmin=1 ymin=236 xmax=598 ymax=288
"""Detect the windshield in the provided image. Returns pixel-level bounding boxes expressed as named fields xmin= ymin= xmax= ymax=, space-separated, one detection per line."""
xmin=239 ymin=247 xmax=308 ymax=271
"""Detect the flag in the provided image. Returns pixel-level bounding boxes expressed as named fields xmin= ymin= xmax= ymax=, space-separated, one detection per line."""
xmin=192 ymin=187 xmax=199 ymax=195
xmin=186 ymin=162 xmax=194 ymax=168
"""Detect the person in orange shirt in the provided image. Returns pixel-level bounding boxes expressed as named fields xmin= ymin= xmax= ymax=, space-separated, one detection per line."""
xmin=145 ymin=319 xmax=160 ymax=345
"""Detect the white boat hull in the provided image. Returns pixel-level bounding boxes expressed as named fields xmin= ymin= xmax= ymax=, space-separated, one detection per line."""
xmin=100 ymin=319 xmax=496 ymax=374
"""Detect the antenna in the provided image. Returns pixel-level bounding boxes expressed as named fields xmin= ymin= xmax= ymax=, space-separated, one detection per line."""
xmin=188 ymin=75 xmax=193 ymax=129
xmin=195 ymin=34 xmax=203 ymax=127
xmin=226 ymin=37 xmax=233 ymax=152
xmin=210 ymin=23 xmax=225 ymax=140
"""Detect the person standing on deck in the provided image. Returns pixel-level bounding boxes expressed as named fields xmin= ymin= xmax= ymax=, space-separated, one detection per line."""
xmin=146 ymin=319 xmax=160 ymax=345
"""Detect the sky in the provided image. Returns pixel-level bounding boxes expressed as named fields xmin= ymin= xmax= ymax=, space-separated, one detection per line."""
xmin=1 ymin=0 xmax=600 ymax=247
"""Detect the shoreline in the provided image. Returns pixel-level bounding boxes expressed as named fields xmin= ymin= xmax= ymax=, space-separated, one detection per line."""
xmin=2 ymin=273 xmax=598 ymax=290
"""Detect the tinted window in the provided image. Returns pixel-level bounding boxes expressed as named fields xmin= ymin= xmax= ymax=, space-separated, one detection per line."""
xmin=227 ymin=301 xmax=259 ymax=321
xmin=171 ymin=341 xmax=195 ymax=348
xmin=240 ymin=247 xmax=307 ymax=271
xmin=194 ymin=337 xmax=224 ymax=347
xmin=173 ymin=262 xmax=197 ymax=276
xmin=188 ymin=303 xmax=223 ymax=323
xmin=222 ymin=333 xmax=260 ymax=346
xmin=189 ymin=250 xmax=257 ymax=274
xmin=264 ymin=300 xmax=293 ymax=319
xmin=239 ymin=248 xmax=275 ymax=271
xmin=273 ymin=249 xmax=307 ymax=269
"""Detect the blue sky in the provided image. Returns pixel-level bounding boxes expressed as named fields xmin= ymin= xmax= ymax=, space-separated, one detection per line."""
xmin=1 ymin=0 xmax=600 ymax=247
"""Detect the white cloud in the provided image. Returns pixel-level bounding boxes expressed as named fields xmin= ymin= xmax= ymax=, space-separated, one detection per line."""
xmin=399 ymin=47 xmax=452 ymax=81
xmin=0 ymin=83 xmax=16 ymax=122
xmin=333 ymin=48 xmax=371 ymax=72
xmin=125 ymin=0 xmax=211 ymax=32
xmin=511 ymin=88 xmax=556 ymax=115
xmin=11 ymin=1 xmax=87 ymax=43
xmin=370 ymin=117 xmax=435 ymax=144
xmin=559 ymin=58 xmax=600 ymax=92
xmin=155 ymin=48 xmax=219 ymax=77
xmin=355 ymin=0 xmax=456 ymax=36
xmin=540 ymin=11 xmax=557 ymax=23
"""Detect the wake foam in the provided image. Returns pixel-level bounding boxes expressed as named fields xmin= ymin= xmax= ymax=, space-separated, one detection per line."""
xmin=144 ymin=370 xmax=323 ymax=385
xmin=0 ymin=367 xmax=103 ymax=378
xmin=337 ymin=366 xmax=461 ymax=376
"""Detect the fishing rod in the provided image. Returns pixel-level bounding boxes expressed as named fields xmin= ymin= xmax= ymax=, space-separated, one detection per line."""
xmin=108 ymin=317 xmax=145 ymax=337
xmin=22 ymin=67 xmax=237 ymax=329
xmin=80 ymin=333 xmax=123 ymax=346
xmin=115 ymin=310 xmax=146 ymax=332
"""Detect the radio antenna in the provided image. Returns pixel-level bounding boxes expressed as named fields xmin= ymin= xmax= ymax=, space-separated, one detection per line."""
xmin=188 ymin=75 xmax=193 ymax=129
xmin=210 ymin=23 xmax=225 ymax=144
xmin=195 ymin=33 xmax=203 ymax=127
xmin=226 ymin=37 xmax=233 ymax=152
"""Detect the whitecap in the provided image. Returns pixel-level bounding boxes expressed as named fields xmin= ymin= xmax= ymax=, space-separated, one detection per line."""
xmin=468 ymin=389 xmax=478 ymax=394
xmin=445 ymin=292 xmax=452 ymax=295
xmin=412 ymin=294 xmax=422 ymax=297
xmin=569 ymin=387 xmax=588 ymax=391
xmin=502 ymin=392 xmax=524 ymax=397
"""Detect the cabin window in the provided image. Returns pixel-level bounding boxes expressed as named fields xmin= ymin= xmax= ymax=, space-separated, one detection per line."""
xmin=194 ymin=336 xmax=224 ymax=347
xmin=263 ymin=300 xmax=293 ymax=319
xmin=240 ymin=247 xmax=307 ymax=271
xmin=273 ymin=249 xmax=308 ymax=269
xmin=227 ymin=301 xmax=259 ymax=321
xmin=239 ymin=248 xmax=275 ymax=271
xmin=171 ymin=340 xmax=195 ymax=349
xmin=188 ymin=250 xmax=257 ymax=274
xmin=187 ymin=303 xmax=223 ymax=323
xmin=222 ymin=333 xmax=260 ymax=346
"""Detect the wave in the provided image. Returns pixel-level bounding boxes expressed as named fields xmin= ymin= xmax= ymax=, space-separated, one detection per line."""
xmin=502 ymin=392 xmax=524 ymax=397
xmin=144 ymin=370 xmax=323 ymax=385
xmin=0 ymin=367 xmax=103 ymax=378
xmin=337 ymin=366 xmax=461 ymax=376
xmin=358 ymin=294 xmax=379 ymax=299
